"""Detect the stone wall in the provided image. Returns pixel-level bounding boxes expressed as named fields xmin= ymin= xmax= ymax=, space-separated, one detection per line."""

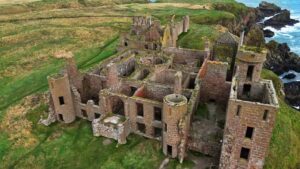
xmin=79 ymin=101 xmax=101 ymax=121
xmin=163 ymin=47 xmax=206 ymax=65
xmin=126 ymin=94 xmax=163 ymax=139
xmin=199 ymin=60 xmax=231 ymax=105
xmin=162 ymin=94 xmax=188 ymax=158
xmin=236 ymin=50 xmax=266 ymax=83
xmin=81 ymin=73 xmax=103 ymax=104
xmin=92 ymin=117 xmax=131 ymax=144
xmin=219 ymin=98 xmax=278 ymax=169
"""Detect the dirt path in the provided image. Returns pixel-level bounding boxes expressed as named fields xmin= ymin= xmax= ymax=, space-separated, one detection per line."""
xmin=0 ymin=0 xmax=40 ymax=5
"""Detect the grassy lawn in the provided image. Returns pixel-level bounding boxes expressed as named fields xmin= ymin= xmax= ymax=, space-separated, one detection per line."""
xmin=0 ymin=0 xmax=299 ymax=169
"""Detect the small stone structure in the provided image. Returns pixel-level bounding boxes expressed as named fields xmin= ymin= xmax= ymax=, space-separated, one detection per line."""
xmin=45 ymin=15 xmax=279 ymax=168
xmin=92 ymin=114 xmax=130 ymax=144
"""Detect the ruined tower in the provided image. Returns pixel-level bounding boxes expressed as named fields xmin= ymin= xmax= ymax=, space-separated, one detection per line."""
xmin=162 ymin=94 xmax=188 ymax=159
xmin=219 ymin=48 xmax=279 ymax=169
xmin=48 ymin=73 xmax=76 ymax=123
xmin=235 ymin=49 xmax=266 ymax=83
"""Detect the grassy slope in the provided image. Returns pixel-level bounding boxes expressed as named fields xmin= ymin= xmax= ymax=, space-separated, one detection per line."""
xmin=261 ymin=70 xmax=300 ymax=169
xmin=0 ymin=0 xmax=299 ymax=169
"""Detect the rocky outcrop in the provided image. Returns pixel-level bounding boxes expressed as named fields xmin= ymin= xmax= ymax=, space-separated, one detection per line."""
xmin=284 ymin=82 xmax=300 ymax=110
xmin=264 ymin=40 xmax=300 ymax=75
xmin=258 ymin=1 xmax=281 ymax=17
xmin=263 ymin=29 xmax=275 ymax=38
xmin=283 ymin=73 xmax=296 ymax=80
xmin=264 ymin=10 xmax=299 ymax=29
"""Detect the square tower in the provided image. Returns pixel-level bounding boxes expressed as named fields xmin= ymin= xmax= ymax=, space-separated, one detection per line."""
xmin=219 ymin=47 xmax=279 ymax=169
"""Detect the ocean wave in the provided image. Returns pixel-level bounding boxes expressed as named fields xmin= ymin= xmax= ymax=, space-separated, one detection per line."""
xmin=264 ymin=22 xmax=300 ymax=35
xmin=290 ymin=46 xmax=300 ymax=54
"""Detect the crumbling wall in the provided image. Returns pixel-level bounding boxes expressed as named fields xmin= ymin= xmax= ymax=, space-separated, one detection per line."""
xmin=79 ymin=100 xmax=101 ymax=121
xmin=163 ymin=47 xmax=206 ymax=66
xmin=237 ymin=81 xmax=266 ymax=102
xmin=162 ymin=16 xmax=190 ymax=48
xmin=92 ymin=117 xmax=131 ymax=144
xmin=118 ymin=57 xmax=136 ymax=77
xmin=127 ymin=96 xmax=163 ymax=138
xmin=81 ymin=74 xmax=103 ymax=104
xmin=48 ymin=73 xmax=76 ymax=123
xmin=144 ymin=84 xmax=173 ymax=102
xmin=199 ymin=60 xmax=231 ymax=105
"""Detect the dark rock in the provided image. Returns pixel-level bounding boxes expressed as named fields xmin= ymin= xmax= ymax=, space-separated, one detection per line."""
xmin=264 ymin=10 xmax=299 ymax=29
xmin=264 ymin=40 xmax=300 ymax=75
xmin=283 ymin=73 xmax=296 ymax=80
xmin=258 ymin=1 xmax=281 ymax=17
xmin=284 ymin=82 xmax=300 ymax=110
xmin=263 ymin=29 xmax=275 ymax=38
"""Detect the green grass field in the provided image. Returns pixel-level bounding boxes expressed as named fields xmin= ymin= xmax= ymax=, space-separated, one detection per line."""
xmin=0 ymin=0 xmax=299 ymax=168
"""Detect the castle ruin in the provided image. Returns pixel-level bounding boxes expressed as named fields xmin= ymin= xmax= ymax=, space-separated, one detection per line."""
xmin=46 ymin=15 xmax=279 ymax=169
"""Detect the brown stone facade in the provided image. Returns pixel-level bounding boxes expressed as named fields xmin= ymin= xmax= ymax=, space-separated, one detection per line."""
xmin=45 ymin=15 xmax=279 ymax=167
xmin=219 ymin=48 xmax=279 ymax=169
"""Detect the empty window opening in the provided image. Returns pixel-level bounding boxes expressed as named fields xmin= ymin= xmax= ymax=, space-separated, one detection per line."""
xmin=59 ymin=96 xmax=65 ymax=105
xmin=209 ymin=99 xmax=216 ymax=103
xmin=263 ymin=110 xmax=269 ymax=121
xmin=154 ymin=127 xmax=162 ymax=138
xmin=164 ymin=123 xmax=167 ymax=132
xmin=58 ymin=114 xmax=64 ymax=121
xmin=124 ymin=41 xmax=128 ymax=46
xmin=154 ymin=107 xmax=162 ymax=121
xmin=111 ymin=97 xmax=125 ymax=116
xmin=145 ymin=44 xmax=149 ymax=49
xmin=82 ymin=109 xmax=88 ymax=118
xmin=154 ymin=44 xmax=158 ymax=50
xmin=130 ymin=86 xmax=138 ymax=96
xmin=240 ymin=147 xmax=250 ymax=160
xmin=136 ymin=103 xmax=144 ymax=117
xmin=91 ymin=96 xmax=99 ymax=105
xmin=236 ymin=105 xmax=241 ymax=116
xmin=242 ymin=84 xmax=251 ymax=96
xmin=95 ymin=113 xmax=101 ymax=119
xmin=246 ymin=65 xmax=254 ymax=80
xmin=188 ymin=77 xmax=196 ymax=89
xmin=167 ymin=145 xmax=172 ymax=156
xmin=245 ymin=127 xmax=254 ymax=139
xmin=137 ymin=123 xmax=146 ymax=133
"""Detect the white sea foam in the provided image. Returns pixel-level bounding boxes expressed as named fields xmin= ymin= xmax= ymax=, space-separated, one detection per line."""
xmin=280 ymin=70 xmax=300 ymax=83
xmin=293 ymin=106 xmax=300 ymax=110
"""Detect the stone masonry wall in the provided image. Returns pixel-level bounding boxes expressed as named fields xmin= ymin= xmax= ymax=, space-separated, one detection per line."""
xmin=92 ymin=118 xmax=131 ymax=144
xmin=48 ymin=73 xmax=76 ymax=123
xmin=163 ymin=94 xmax=188 ymax=158
xmin=219 ymin=99 xmax=277 ymax=169
xmin=199 ymin=61 xmax=231 ymax=105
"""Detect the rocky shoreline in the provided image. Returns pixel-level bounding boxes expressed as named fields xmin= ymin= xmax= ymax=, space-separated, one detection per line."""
xmin=240 ymin=1 xmax=300 ymax=110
